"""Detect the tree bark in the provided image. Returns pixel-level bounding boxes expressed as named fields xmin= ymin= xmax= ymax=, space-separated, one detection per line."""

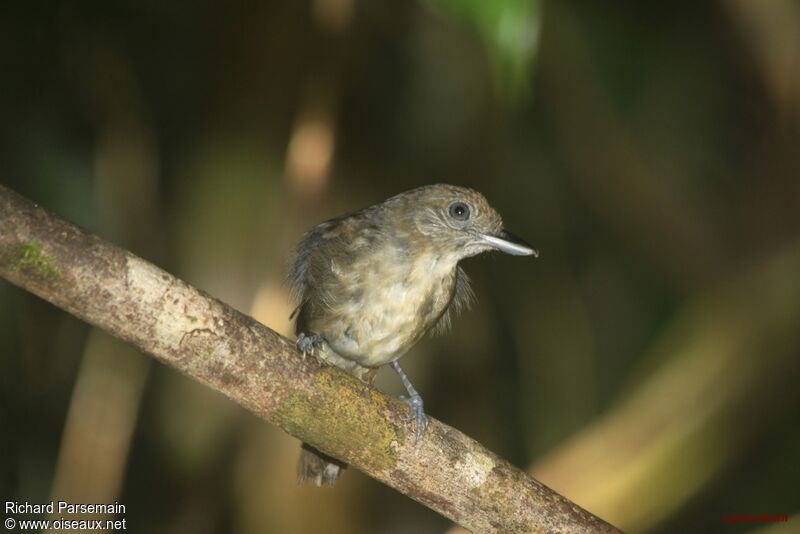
xmin=0 ymin=184 xmax=620 ymax=534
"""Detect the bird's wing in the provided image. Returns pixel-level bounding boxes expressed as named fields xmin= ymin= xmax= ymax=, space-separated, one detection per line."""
xmin=432 ymin=265 xmax=475 ymax=335
xmin=289 ymin=206 xmax=383 ymax=309
xmin=288 ymin=220 xmax=337 ymax=314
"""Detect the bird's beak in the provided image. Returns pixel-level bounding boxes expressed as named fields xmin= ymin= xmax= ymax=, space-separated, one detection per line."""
xmin=480 ymin=229 xmax=538 ymax=257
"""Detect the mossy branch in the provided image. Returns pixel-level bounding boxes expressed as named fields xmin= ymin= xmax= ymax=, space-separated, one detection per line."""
xmin=0 ymin=184 xmax=620 ymax=534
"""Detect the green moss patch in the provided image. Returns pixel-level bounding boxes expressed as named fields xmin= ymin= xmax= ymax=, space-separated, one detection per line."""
xmin=276 ymin=367 xmax=403 ymax=472
xmin=2 ymin=240 xmax=61 ymax=280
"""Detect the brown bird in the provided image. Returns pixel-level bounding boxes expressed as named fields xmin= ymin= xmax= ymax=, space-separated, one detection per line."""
xmin=289 ymin=184 xmax=536 ymax=485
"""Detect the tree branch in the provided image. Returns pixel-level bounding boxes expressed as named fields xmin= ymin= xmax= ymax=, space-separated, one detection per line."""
xmin=0 ymin=184 xmax=620 ymax=534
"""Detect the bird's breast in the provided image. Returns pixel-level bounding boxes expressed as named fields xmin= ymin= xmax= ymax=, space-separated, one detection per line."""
xmin=311 ymin=251 xmax=457 ymax=367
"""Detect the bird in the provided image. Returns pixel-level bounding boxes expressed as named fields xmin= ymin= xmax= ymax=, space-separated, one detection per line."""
xmin=288 ymin=184 xmax=536 ymax=485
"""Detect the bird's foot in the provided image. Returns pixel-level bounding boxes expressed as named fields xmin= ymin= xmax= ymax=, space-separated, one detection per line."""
xmin=390 ymin=359 xmax=429 ymax=442
xmin=401 ymin=393 xmax=429 ymax=442
xmin=296 ymin=332 xmax=324 ymax=359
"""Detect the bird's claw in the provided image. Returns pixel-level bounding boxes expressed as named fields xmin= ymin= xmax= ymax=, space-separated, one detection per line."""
xmin=296 ymin=332 xmax=324 ymax=359
xmin=403 ymin=393 xmax=429 ymax=442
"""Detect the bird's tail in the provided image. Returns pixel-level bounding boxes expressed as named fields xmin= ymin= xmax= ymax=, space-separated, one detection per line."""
xmin=297 ymin=442 xmax=346 ymax=486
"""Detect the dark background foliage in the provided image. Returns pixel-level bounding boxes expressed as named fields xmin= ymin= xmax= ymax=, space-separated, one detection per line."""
xmin=1 ymin=1 xmax=798 ymax=533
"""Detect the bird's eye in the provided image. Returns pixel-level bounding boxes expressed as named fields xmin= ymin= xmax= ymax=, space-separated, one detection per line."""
xmin=448 ymin=202 xmax=471 ymax=221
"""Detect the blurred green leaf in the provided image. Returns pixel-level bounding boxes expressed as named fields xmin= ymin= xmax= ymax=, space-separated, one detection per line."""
xmin=429 ymin=0 xmax=543 ymax=102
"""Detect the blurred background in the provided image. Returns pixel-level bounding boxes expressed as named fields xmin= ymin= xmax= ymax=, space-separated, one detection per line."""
xmin=1 ymin=1 xmax=799 ymax=533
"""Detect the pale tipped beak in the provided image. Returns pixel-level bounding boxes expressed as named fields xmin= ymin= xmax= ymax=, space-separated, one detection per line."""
xmin=481 ymin=229 xmax=538 ymax=257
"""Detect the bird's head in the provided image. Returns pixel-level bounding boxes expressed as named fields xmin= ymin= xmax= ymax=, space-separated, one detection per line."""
xmin=387 ymin=184 xmax=537 ymax=261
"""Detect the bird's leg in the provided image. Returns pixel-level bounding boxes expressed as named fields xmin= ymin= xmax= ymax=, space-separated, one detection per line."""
xmin=390 ymin=360 xmax=429 ymax=442
xmin=296 ymin=332 xmax=325 ymax=359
